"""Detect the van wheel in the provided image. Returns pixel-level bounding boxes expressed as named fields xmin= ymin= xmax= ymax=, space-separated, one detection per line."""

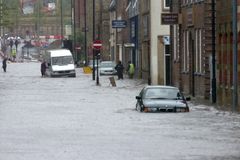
xmin=71 ymin=74 xmax=76 ymax=77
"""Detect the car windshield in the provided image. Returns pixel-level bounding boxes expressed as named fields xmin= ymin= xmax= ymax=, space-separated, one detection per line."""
xmin=143 ymin=88 xmax=182 ymax=100
xmin=52 ymin=56 xmax=73 ymax=65
xmin=100 ymin=62 xmax=115 ymax=67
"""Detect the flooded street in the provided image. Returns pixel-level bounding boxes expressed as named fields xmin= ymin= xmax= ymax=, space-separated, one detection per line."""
xmin=0 ymin=62 xmax=239 ymax=160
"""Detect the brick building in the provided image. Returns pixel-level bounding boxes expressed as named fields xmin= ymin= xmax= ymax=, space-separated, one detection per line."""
xmin=171 ymin=0 xmax=213 ymax=99
xmin=216 ymin=0 xmax=240 ymax=111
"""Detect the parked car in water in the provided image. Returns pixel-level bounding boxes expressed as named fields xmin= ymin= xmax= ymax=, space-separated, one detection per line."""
xmin=88 ymin=59 xmax=101 ymax=69
xmin=135 ymin=85 xmax=190 ymax=112
xmin=99 ymin=61 xmax=117 ymax=75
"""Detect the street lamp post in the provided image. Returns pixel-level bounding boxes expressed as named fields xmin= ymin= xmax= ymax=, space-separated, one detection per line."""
xmin=72 ymin=0 xmax=77 ymax=63
xmin=60 ymin=0 xmax=64 ymax=46
xmin=0 ymin=0 xmax=3 ymax=37
xmin=84 ymin=0 xmax=87 ymax=66
xmin=96 ymin=52 xmax=100 ymax=85
xmin=92 ymin=0 xmax=96 ymax=80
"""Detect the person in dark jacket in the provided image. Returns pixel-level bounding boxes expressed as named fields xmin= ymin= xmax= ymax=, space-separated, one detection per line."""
xmin=41 ymin=60 xmax=47 ymax=77
xmin=115 ymin=60 xmax=124 ymax=80
xmin=2 ymin=57 xmax=7 ymax=72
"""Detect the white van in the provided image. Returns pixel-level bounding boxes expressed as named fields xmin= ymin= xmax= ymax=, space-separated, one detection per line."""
xmin=43 ymin=49 xmax=76 ymax=77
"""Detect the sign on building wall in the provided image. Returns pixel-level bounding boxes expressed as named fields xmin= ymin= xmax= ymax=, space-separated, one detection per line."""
xmin=163 ymin=36 xmax=170 ymax=45
xmin=161 ymin=13 xmax=179 ymax=25
xmin=112 ymin=20 xmax=127 ymax=28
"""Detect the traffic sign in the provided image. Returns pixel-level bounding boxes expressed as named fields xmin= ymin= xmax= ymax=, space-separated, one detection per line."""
xmin=93 ymin=40 xmax=102 ymax=50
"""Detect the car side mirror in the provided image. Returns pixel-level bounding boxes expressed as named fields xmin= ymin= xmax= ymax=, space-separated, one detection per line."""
xmin=136 ymin=96 xmax=141 ymax=100
xmin=185 ymin=96 xmax=191 ymax=101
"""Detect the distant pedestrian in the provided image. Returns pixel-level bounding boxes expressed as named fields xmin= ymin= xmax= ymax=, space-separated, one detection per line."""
xmin=11 ymin=48 xmax=16 ymax=62
xmin=2 ymin=57 xmax=7 ymax=72
xmin=115 ymin=60 xmax=124 ymax=80
xmin=15 ymin=39 xmax=19 ymax=49
xmin=126 ymin=61 xmax=135 ymax=79
xmin=41 ymin=60 xmax=47 ymax=77
xmin=9 ymin=39 xmax=13 ymax=49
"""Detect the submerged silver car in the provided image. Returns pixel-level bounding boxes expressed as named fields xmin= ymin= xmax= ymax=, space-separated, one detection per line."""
xmin=99 ymin=61 xmax=117 ymax=75
xmin=136 ymin=85 xmax=190 ymax=112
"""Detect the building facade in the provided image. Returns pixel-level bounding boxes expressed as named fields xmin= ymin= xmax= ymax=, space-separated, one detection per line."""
xmin=171 ymin=0 xmax=213 ymax=99
xmin=216 ymin=0 xmax=240 ymax=111
xmin=109 ymin=0 xmax=171 ymax=83
xmin=139 ymin=0 xmax=150 ymax=81
xmin=150 ymin=0 xmax=170 ymax=85
xmin=109 ymin=0 xmax=140 ymax=72
xmin=171 ymin=0 xmax=240 ymax=111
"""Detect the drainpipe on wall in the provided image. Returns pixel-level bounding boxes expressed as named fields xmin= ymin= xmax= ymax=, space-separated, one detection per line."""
xmin=211 ymin=0 xmax=216 ymax=103
xmin=232 ymin=0 xmax=238 ymax=111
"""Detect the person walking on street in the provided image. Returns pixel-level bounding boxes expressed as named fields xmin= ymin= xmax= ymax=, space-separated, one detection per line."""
xmin=126 ymin=61 xmax=135 ymax=79
xmin=2 ymin=57 xmax=7 ymax=72
xmin=115 ymin=60 xmax=124 ymax=80
xmin=41 ymin=60 xmax=47 ymax=77
xmin=15 ymin=39 xmax=19 ymax=50
xmin=11 ymin=48 xmax=16 ymax=62
xmin=9 ymin=39 xmax=13 ymax=50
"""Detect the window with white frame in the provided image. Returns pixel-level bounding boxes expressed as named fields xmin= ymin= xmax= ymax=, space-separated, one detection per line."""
xmin=143 ymin=14 xmax=149 ymax=37
xmin=199 ymin=29 xmax=202 ymax=73
xmin=164 ymin=0 xmax=170 ymax=9
xmin=182 ymin=0 xmax=186 ymax=5
xmin=195 ymin=29 xmax=203 ymax=73
xmin=173 ymin=25 xmax=179 ymax=61
xmin=183 ymin=30 xmax=187 ymax=71
xmin=142 ymin=0 xmax=149 ymax=12
xmin=195 ymin=29 xmax=199 ymax=72
xmin=131 ymin=21 xmax=136 ymax=38
xmin=183 ymin=30 xmax=190 ymax=72
xmin=186 ymin=30 xmax=190 ymax=71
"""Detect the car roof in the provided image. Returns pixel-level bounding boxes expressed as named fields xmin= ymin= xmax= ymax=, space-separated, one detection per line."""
xmin=144 ymin=85 xmax=179 ymax=90
xmin=48 ymin=49 xmax=72 ymax=57
xmin=100 ymin=61 xmax=115 ymax=63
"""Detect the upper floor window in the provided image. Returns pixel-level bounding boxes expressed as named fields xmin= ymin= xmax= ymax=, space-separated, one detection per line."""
xmin=182 ymin=0 xmax=204 ymax=5
xmin=142 ymin=0 xmax=149 ymax=13
xmin=163 ymin=0 xmax=170 ymax=10
xmin=143 ymin=14 xmax=149 ymax=37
